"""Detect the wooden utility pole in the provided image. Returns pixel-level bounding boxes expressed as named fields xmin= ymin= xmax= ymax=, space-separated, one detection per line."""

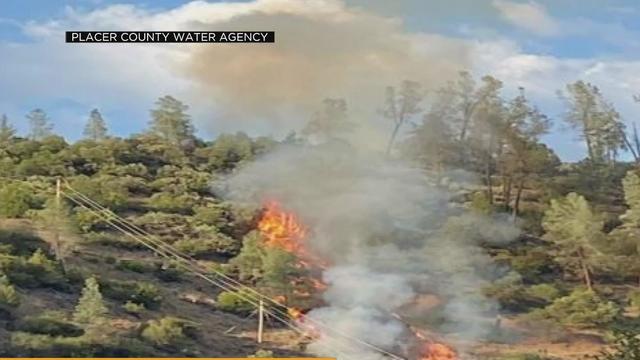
xmin=257 ymin=300 xmax=264 ymax=343
xmin=56 ymin=178 xmax=61 ymax=205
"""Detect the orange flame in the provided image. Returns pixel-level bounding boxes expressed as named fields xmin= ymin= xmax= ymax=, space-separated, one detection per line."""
xmin=258 ymin=200 xmax=308 ymax=254
xmin=412 ymin=328 xmax=458 ymax=360
xmin=420 ymin=343 xmax=457 ymax=360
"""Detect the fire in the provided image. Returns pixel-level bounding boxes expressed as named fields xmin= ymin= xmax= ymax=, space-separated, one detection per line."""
xmin=412 ymin=327 xmax=458 ymax=360
xmin=258 ymin=200 xmax=328 ymax=326
xmin=258 ymin=200 xmax=308 ymax=254
xmin=420 ymin=342 xmax=457 ymax=360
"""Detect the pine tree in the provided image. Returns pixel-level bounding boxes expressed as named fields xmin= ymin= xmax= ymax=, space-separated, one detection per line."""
xmin=26 ymin=108 xmax=52 ymax=140
xmin=0 ymin=114 xmax=16 ymax=145
xmin=83 ymin=109 xmax=108 ymax=141
xmin=542 ymin=192 xmax=604 ymax=290
xmin=559 ymin=81 xmax=626 ymax=165
xmin=73 ymin=277 xmax=108 ymax=324
xmin=149 ymin=95 xmax=193 ymax=144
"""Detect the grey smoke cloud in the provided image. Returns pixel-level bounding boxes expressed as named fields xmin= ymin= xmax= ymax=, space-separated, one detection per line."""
xmin=179 ymin=0 xmax=470 ymax=133
xmin=222 ymin=142 xmax=519 ymax=358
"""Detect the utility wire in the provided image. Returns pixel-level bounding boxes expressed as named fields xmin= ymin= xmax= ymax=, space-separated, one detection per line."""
xmin=60 ymin=187 xmax=401 ymax=360
xmin=61 ymin=182 xmax=407 ymax=360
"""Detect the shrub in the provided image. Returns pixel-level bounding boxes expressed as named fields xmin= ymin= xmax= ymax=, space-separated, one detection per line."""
xmin=101 ymin=280 xmax=162 ymax=309
xmin=0 ymin=182 xmax=37 ymax=218
xmin=148 ymin=192 xmax=198 ymax=215
xmin=595 ymin=329 xmax=640 ymax=360
xmin=249 ymin=349 xmax=274 ymax=358
xmin=13 ymin=315 xmax=84 ymax=337
xmin=193 ymin=204 xmax=228 ymax=227
xmin=1 ymin=250 xmax=68 ymax=290
xmin=0 ymin=229 xmax=47 ymax=256
xmin=216 ymin=290 xmax=254 ymax=314
xmin=141 ymin=317 xmax=197 ymax=347
xmin=628 ymin=289 xmax=640 ymax=311
xmin=525 ymin=284 xmax=562 ymax=303
xmin=73 ymin=208 xmax=106 ymax=233
xmin=0 ymin=274 xmax=19 ymax=308
xmin=122 ymin=301 xmax=145 ymax=315
xmin=529 ymin=288 xmax=619 ymax=328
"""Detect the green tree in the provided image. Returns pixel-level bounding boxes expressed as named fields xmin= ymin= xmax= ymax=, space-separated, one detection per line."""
xmin=559 ymin=81 xmax=626 ymax=165
xmin=531 ymin=287 xmax=618 ymax=329
xmin=149 ymin=95 xmax=193 ymax=144
xmin=73 ymin=277 xmax=108 ymax=324
xmin=231 ymin=231 xmax=266 ymax=282
xmin=606 ymin=170 xmax=640 ymax=285
xmin=595 ymin=329 xmax=640 ymax=360
xmin=0 ymin=182 xmax=36 ymax=218
xmin=260 ymin=247 xmax=301 ymax=298
xmin=381 ymin=80 xmax=424 ymax=155
xmin=26 ymin=108 xmax=53 ymax=141
xmin=83 ymin=109 xmax=108 ymax=141
xmin=0 ymin=114 xmax=16 ymax=145
xmin=542 ymin=193 xmax=603 ymax=290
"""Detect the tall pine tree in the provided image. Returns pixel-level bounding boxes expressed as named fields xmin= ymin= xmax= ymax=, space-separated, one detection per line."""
xmin=73 ymin=277 xmax=108 ymax=324
xmin=26 ymin=108 xmax=52 ymax=141
xmin=83 ymin=109 xmax=108 ymax=141
xmin=0 ymin=114 xmax=16 ymax=145
xmin=149 ymin=95 xmax=193 ymax=145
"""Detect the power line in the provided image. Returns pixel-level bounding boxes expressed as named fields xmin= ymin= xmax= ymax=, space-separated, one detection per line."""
xmin=62 ymin=181 xmax=407 ymax=360
xmin=60 ymin=185 xmax=405 ymax=360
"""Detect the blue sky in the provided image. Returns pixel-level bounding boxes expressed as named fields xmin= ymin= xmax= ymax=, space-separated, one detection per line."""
xmin=1 ymin=0 xmax=640 ymax=161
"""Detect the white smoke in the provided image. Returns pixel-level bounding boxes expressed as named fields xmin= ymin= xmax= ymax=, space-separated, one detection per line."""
xmin=222 ymin=141 xmax=519 ymax=359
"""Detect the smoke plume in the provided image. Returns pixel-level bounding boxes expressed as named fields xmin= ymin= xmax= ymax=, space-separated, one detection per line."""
xmin=222 ymin=141 xmax=519 ymax=359
xmin=177 ymin=0 xmax=470 ymax=133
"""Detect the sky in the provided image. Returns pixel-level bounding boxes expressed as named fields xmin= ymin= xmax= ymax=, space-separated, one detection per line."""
xmin=2 ymin=0 xmax=640 ymax=161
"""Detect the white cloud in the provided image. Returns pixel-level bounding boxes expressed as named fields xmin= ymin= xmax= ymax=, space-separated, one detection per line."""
xmin=492 ymin=0 xmax=559 ymax=36
xmin=1 ymin=0 xmax=470 ymax=141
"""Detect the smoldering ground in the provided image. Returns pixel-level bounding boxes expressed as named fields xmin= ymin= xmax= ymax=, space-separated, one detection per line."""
xmin=219 ymin=141 xmax=520 ymax=359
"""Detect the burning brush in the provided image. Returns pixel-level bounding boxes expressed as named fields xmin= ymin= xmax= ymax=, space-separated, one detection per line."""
xmin=257 ymin=200 xmax=459 ymax=360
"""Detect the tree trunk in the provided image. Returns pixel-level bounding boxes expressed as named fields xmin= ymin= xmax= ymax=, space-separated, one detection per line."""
xmin=578 ymin=248 xmax=593 ymax=290
xmin=503 ymin=175 xmax=512 ymax=211
xmin=511 ymin=178 xmax=525 ymax=221
xmin=485 ymin=157 xmax=494 ymax=205
xmin=385 ymin=121 xmax=403 ymax=156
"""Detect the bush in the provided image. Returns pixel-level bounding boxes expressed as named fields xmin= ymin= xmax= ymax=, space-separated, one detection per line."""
xmin=193 ymin=204 xmax=228 ymax=227
xmin=628 ymin=289 xmax=640 ymax=311
xmin=216 ymin=290 xmax=255 ymax=314
xmin=123 ymin=301 xmax=145 ymax=315
xmin=13 ymin=315 xmax=84 ymax=337
xmin=529 ymin=288 xmax=619 ymax=328
xmin=595 ymin=329 xmax=640 ymax=360
xmin=525 ymin=283 xmax=562 ymax=303
xmin=0 ymin=229 xmax=49 ymax=256
xmin=101 ymin=280 xmax=162 ymax=309
xmin=73 ymin=208 xmax=106 ymax=233
xmin=0 ymin=182 xmax=37 ymax=218
xmin=148 ymin=192 xmax=197 ymax=214
xmin=249 ymin=349 xmax=274 ymax=358
xmin=141 ymin=317 xmax=197 ymax=347
xmin=0 ymin=274 xmax=19 ymax=308
xmin=0 ymin=250 xmax=68 ymax=290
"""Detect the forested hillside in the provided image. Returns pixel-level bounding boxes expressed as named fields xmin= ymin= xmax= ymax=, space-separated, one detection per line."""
xmin=1 ymin=73 xmax=640 ymax=359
